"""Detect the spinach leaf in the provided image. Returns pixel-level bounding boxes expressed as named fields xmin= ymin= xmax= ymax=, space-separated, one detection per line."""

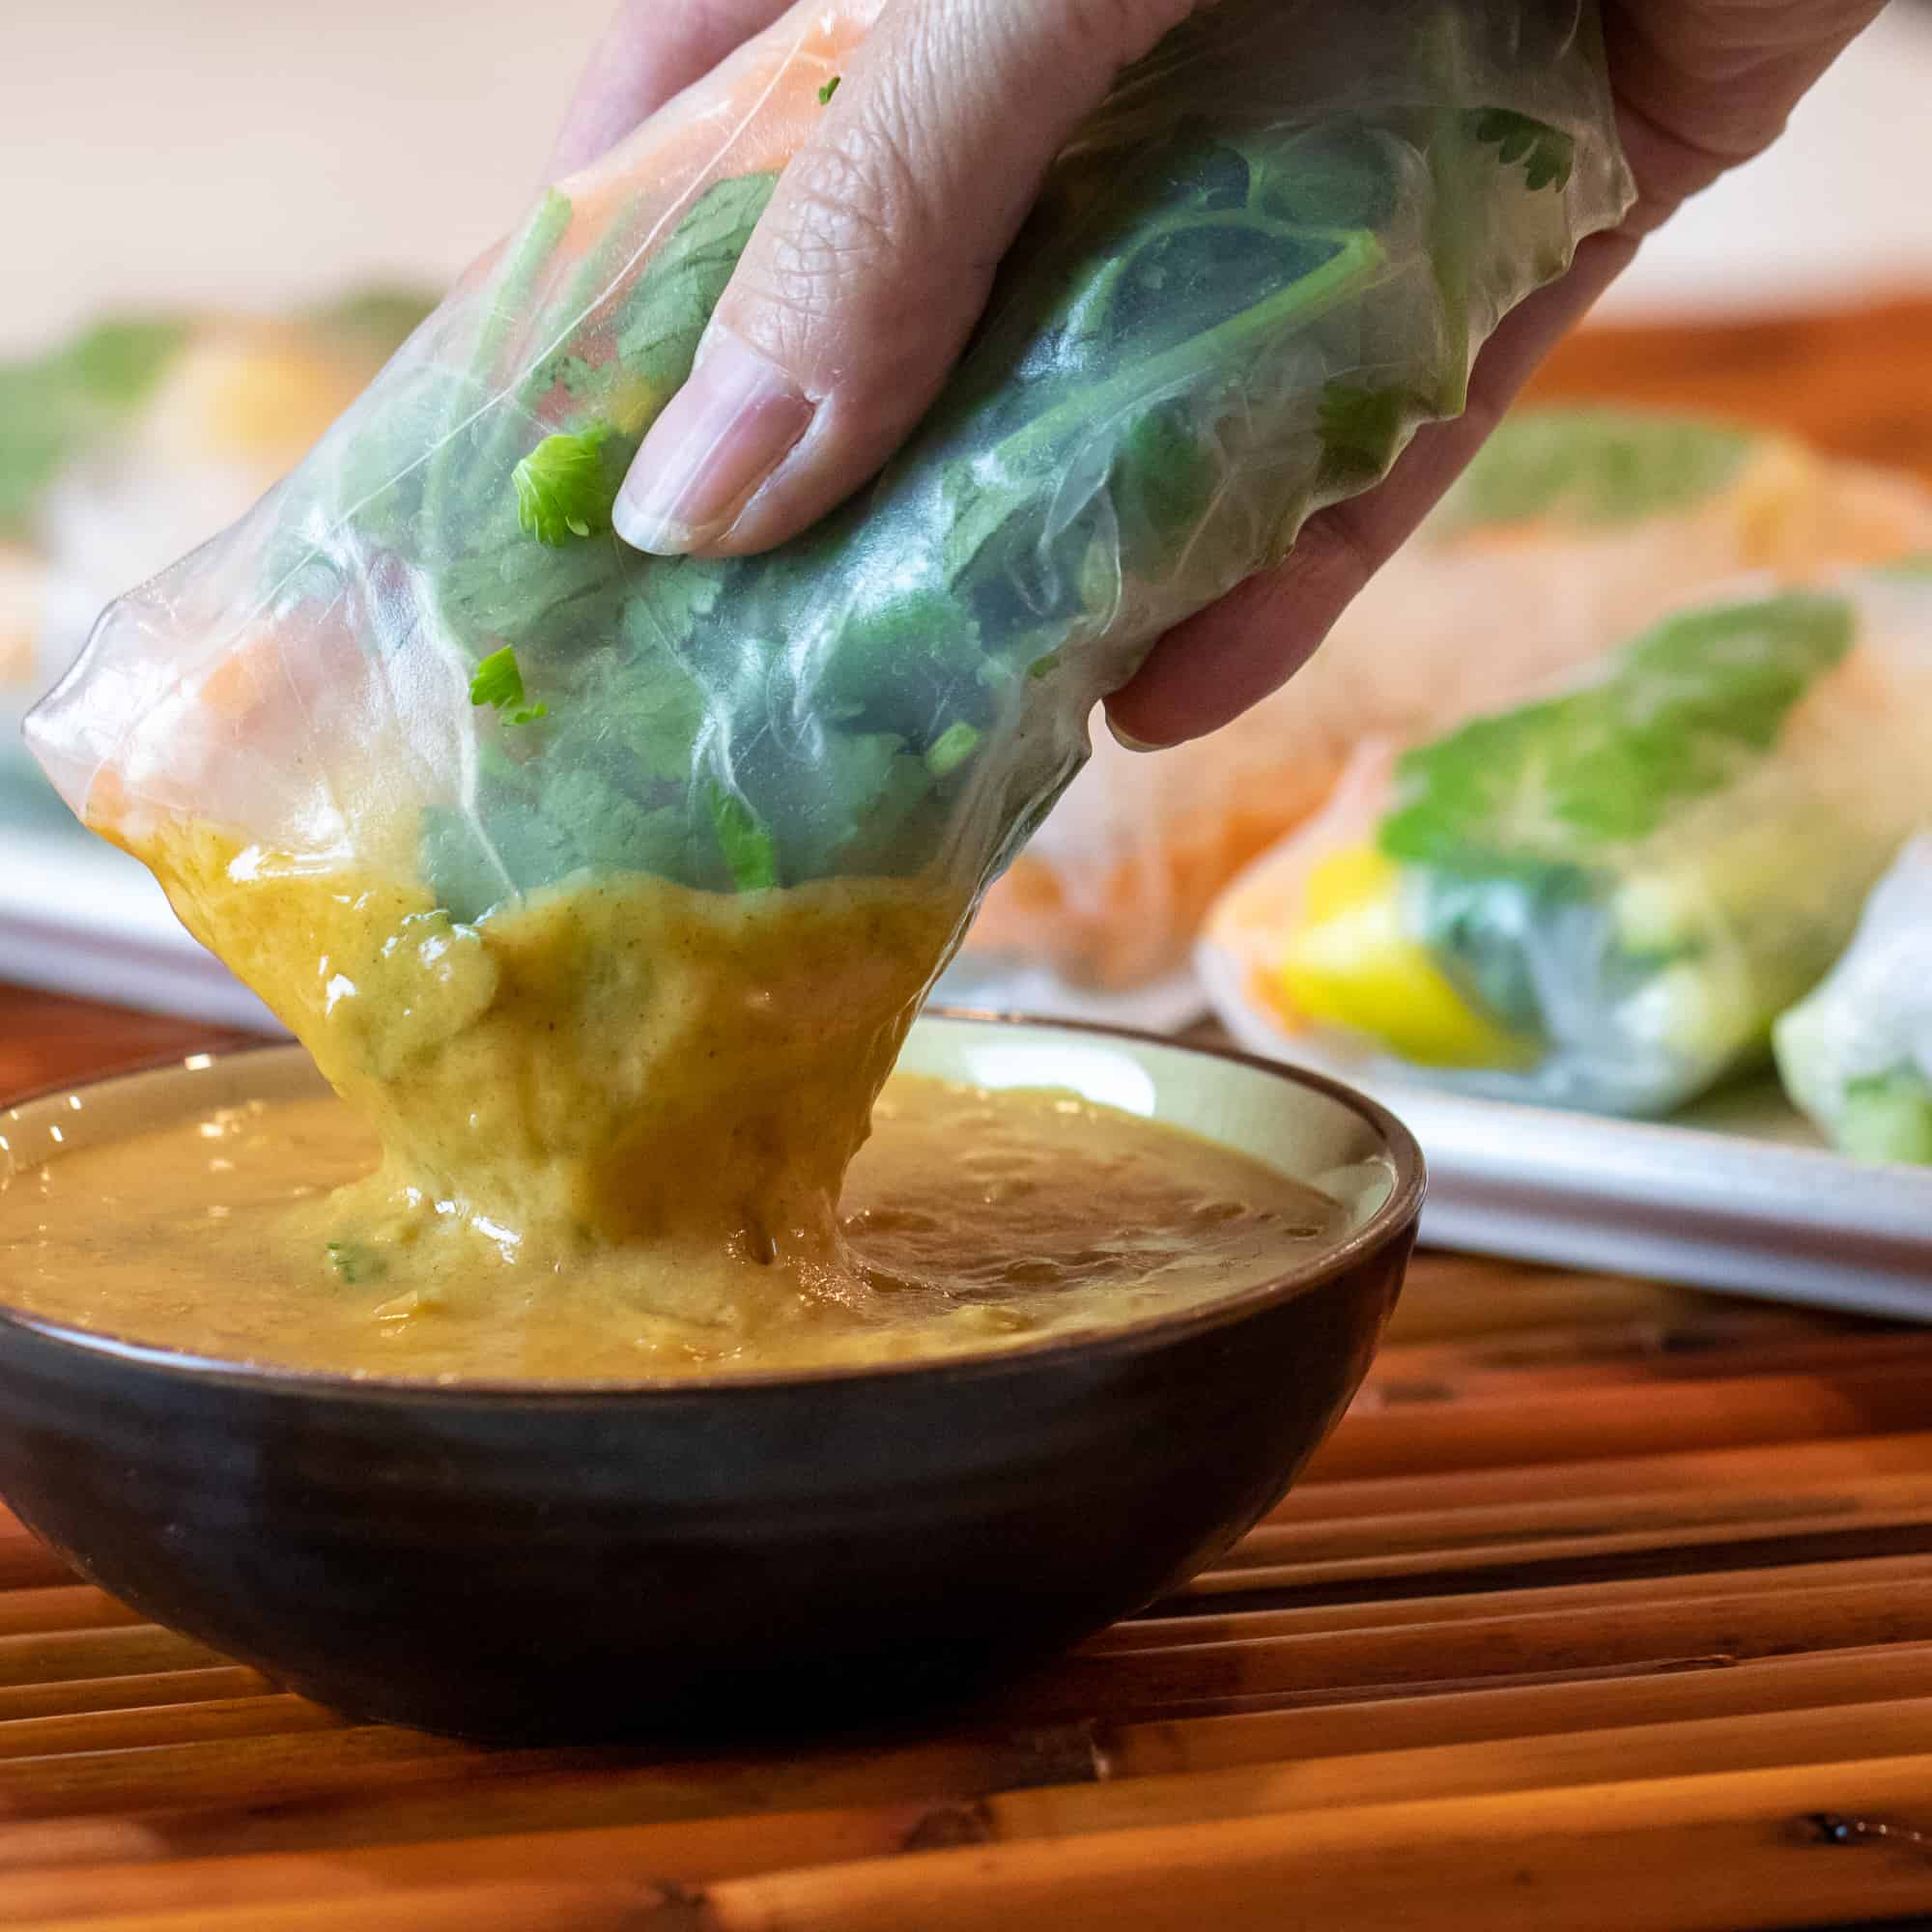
xmin=335 ymin=93 xmax=1602 ymax=916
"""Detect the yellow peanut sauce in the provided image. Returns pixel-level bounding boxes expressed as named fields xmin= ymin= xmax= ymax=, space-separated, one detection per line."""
xmin=1 ymin=824 xmax=1340 ymax=1381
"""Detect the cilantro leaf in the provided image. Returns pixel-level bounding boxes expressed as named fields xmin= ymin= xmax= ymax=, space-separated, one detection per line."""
xmin=817 ymin=75 xmax=841 ymax=105
xmin=708 ymin=783 xmax=779 ymax=891
xmin=616 ymin=174 xmax=778 ymax=397
xmin=1468 ymin=109 xmax=1575 ymax=193
xmin=543 ymin=768 xmax=696 ymax=876
xmin=514 ymin=428 xmax=618 ymax=546
xmin=469 ymin=645 xmax=550 ymax=725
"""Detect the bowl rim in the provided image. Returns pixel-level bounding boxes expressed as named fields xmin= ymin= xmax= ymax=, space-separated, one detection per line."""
xmin=0 ymin=1009 xmax=1425 ymax=1404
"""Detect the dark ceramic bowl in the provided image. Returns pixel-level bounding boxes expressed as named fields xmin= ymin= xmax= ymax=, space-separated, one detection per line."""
xmin=0 ymin=1014 xmax=1421 ymax=1744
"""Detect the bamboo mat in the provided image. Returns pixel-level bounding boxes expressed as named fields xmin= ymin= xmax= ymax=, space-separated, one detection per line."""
xmin=4 ymin=1260 xmax=1932 ymax=1930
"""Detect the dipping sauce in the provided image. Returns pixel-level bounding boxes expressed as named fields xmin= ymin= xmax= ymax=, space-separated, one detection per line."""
xmin=0 ymin=1075 xmax=1342 ymax=1381
xmin=4 ymin=819 xmax=1344 ymax=1380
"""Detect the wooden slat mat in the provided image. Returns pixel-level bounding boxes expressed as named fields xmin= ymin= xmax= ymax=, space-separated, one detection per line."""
xmin=3 ymin=1259 xmax=1931 ymax=1930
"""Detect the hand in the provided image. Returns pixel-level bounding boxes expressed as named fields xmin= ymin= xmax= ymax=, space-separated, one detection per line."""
xmin=555 ymin=0 xmax=1886 ymax=746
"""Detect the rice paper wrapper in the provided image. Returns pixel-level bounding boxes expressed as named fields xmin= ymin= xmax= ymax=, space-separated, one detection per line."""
xmin=1203 ymin=568 xmax=1932 ymax=1118
xmin=1776 ymin=834 xmax=1932 ymax=1164
xmin=963 ymin=407 xmax=1932 ymax=1005
xmin=28 ymin=0 xmax=1630 ymax=1042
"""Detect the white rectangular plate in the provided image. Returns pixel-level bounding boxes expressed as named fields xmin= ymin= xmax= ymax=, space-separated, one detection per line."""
xmin=0 ymin=765 xmax=280 ymax=1033
xmin=1207 ymin=976 xmax=1932 ymax=1322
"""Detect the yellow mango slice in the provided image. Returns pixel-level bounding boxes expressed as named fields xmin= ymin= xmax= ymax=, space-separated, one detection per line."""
xmin=1274 ymin=844 xmax=1528 ymax=1068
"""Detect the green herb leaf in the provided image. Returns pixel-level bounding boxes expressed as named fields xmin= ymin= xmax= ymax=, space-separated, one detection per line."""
xmin=1468 ymin=109 xmax=1574 ymax=192
xmin=513 ymin=427 xmax=617 ymax=547
xmin=384 ymin=117 xmax=1489 ymax=909
xmin=708 ymin=783 xmax=779 ymax=891
xmin=615 ymin=174 xmax=779 ymax=398
xmin=817 ymin=74 xmax=841 ymax=105
xmin=326 ymin=1241 xmax=387 ymax=1286
xmin=469 ymin=645 xmax=550 ymax=725
xmin=1317 ymin=382 xmax=1411 ymax=479
xmin=924 ymin=721 xmax=981 ymax=777
xmin=1381 ymin=591 xmax=1859 ymax=870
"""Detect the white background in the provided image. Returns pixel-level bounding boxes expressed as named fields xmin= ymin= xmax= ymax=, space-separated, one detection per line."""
xmin=4 ymin=0 xmax=1932 ymax=355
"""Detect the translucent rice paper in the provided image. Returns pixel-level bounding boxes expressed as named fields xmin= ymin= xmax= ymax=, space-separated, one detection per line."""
xmin=1202 ymin=569 xmax=1932 ymax=1118
xmin=28 ymin=0 xmax=1631 ymax=967
xmin=1776 ymin=835 xmax=1932 ymax=1164
xmin=964 ymin=410 xmax=1932 ymax=996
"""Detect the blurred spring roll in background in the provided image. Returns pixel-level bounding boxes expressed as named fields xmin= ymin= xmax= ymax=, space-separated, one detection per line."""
xmin=27 ymin=0 xmax=1633 ymax=1223
xmin=0 ymin=293 xmax=433 ymax=709
xmin=1204 ymin=569 xmax=1932 ymax=1117
xmin=1776 ymin=817 xmax=1932 ymax=1164
xmin=963 ymin=409 xmax=1932 ymax=996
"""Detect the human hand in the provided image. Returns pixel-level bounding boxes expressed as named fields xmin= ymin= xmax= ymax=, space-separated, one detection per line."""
xmin=554 ymin=0 xmax=1887 ymax=746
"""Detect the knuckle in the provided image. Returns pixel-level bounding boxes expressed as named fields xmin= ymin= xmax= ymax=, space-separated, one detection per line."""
xmin=779 ymin=129 xmax=928 ymax=282
xmin=725 ymin=116 xmax=945 ymax=383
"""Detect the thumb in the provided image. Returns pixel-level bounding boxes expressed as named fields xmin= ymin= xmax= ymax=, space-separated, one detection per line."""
xmin=612 ymin=0 xmax=1197 ymax=558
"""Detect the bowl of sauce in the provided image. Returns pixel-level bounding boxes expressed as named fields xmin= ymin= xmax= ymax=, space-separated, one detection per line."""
xmin=0 ymin=1013 xmax=1419 ymax=1743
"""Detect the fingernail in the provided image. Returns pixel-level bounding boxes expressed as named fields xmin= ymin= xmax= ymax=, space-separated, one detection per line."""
xmin=613 ymin=327 xmax=813 ymax=554
xmin=1105 ymin=714 xmax=1165 ymax=754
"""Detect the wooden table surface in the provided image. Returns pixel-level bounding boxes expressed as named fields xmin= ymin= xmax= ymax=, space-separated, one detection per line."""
xmin=3 ymin=298 xmax=1932 ymax=1927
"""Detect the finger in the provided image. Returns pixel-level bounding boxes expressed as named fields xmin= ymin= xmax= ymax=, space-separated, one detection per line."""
xmin=548 ymin=0 xmax=794 ymax=180
xmin=611 ymin=0 xmax=1198 ymax=558
xmin=1605 ymin=0 xmax=1886 ymax=204
xmin=1105 ymin=225 xmax=1640 ymax=749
